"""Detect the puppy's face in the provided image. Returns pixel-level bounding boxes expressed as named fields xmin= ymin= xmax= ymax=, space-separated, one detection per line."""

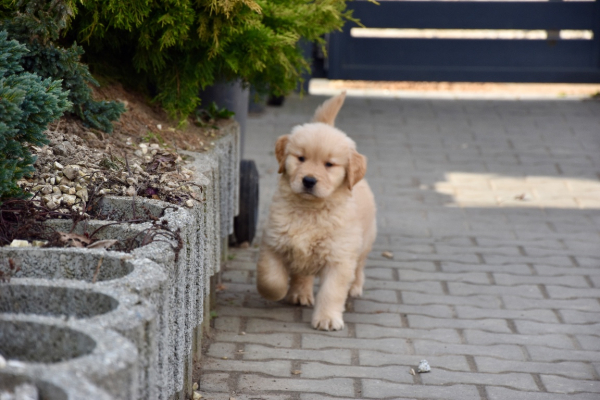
xmin=275 ymin=124 xmax=366 ymax=200
xmin=275 ymin=93 xmax=366 ymax=201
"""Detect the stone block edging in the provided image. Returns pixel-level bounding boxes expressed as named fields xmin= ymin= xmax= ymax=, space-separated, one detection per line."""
xmin=0 ymin=122 xmax=240 ymax=399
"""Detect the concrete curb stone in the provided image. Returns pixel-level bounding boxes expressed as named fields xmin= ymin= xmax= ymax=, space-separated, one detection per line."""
xmin=0 ymin=122 xmax=240 ymax=399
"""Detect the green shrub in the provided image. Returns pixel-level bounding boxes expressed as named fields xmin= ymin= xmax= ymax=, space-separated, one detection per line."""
xmin=70 ymin=0 xmax=357 ymax=121
xmin=0 ymin=30 xmax=70 ymax=200
xmin=1 ymin=0 xmax=125 ymax=132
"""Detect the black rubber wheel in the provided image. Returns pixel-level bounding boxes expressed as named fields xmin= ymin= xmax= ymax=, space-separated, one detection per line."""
xmin=267 ymin=95 xmax=285 ymax=107
xmin=233 ymin=159 xmax=259 ymax=245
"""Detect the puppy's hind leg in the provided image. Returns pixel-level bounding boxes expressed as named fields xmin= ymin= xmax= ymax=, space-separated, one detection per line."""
xmin=256 ymin=247 xmax=289 ymax=301
xmin=349 ymin=253 xmax=367 ymax=298
xmin=286 ymin=274 xmax=315 ymax=306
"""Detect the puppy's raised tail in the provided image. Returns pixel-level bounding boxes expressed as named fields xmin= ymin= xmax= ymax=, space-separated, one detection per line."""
xmin=312 ymin=91 xmax=346 ymax=126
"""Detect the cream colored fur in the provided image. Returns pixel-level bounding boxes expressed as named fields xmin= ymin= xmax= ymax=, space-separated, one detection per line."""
xmin=256 ymin=93 xmax=377 ymax=331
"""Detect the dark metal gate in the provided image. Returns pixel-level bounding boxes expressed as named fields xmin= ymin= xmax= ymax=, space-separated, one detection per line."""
xmin=325 ymin=1 xmax=600 ymax=83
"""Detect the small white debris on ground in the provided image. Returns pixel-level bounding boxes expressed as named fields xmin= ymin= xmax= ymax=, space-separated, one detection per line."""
xmin=417 ymin=359 xmax=431 ymax=373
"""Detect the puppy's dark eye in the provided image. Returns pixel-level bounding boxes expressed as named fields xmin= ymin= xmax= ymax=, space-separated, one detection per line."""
xmin=325 ymin=162 xmax=333 ymax=167
xmin=298 ymin=156 xmax=305 ymax=162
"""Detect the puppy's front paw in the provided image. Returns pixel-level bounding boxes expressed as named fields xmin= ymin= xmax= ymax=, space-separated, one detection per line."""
xmin=286 ymin=289 xmax=314 ymax=306
xmin=311 ymin=311 xmax=345 ymax=331
xmin=348 ymin=284 xmax=363 ymax=298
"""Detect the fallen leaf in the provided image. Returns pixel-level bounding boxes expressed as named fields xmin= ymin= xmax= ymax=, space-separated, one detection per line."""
xmin=410 ymin=368 xmax=416 ymax=376
xmin=216 ymin=284 xmax=227 ymax=291
xmin=58 ymin=232 xmax=91 ymax=248
xmin=291 ymin=370 xmax=302 ymax=375
xmin=87 ymin=239 xmax=118 ymax=249
xmin=382 ymin=251 xmax=394 ymax=259
xmin=514 ymin=193 xmax=531 ymax=201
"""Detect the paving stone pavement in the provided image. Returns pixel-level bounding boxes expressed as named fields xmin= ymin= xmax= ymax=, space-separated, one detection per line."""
xmin=199 ymin=93 xmax=600 ymax=399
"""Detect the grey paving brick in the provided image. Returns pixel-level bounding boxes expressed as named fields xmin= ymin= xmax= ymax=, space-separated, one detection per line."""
xmin=546 ymin=285 xmax=600 ymax=299
xmin=363 ymin=279 xmax=445 ymax=294
xmin=502 ymin=295 xmax=600 ymax=312
xmin=476 ymin=238 xmax=563 ymax=249
xmin=527 ymin=346 xmax=600 ymax=362
xmin=361 ymin=380 xmax=481 ymax=399
xmin=464 ymin=329 xmax=575 ymax=349
xmin=576 ymin=335 xmax=600 ymax=351
xmin=494 ymin=273 xmax=590 ymax=287
xmin=448 ymin=282 xmax=544 ymax=298
xmin=202 ymin=358 xmax=293 ymax=377
xmin=515 ymin=320 xmax=600 ymax=336
xmin=364 ymin=267 xmax=395 ymax=280
xmin=214 ymin=316 xmax=242 ymax=332
xmin=243 ymin=344 xmax=352 ymax=365
xmin=575 ymin=256 xmax=600 ymax=268
xmin=407 ymin=315 xmax=512 ymax=333
xmin=541 ymin=375 xmax=600 ymax=394
xmin=217 ymin=332 xmax=294 ymax=347
xmin=436 ymin=244 xmax=522 ymax=256
xmin=442 ymin=262 xmax=532 ymax=275
xmin=200 ymin=395 xmax=291 ymax=400
xmin=217 ymin=306 xmax=296 ymax=322
xmin=420 ymin=369 xmax=538 ymax=391
xmin=535 ymin=265 xmax=600 ymax=277
xmin=358 ymin=350 xmax=470 ymax=371
xmin=355 ymin=324 xmax=462 ymax=343
xmin=354 ymin=299 xmax=454 ymax=318
xmin=370 ymin=252 xmax=481 ymax=264
xmin=361 ymin=289 xmax=399 ymax=303
xmin=486 ymin=387 xmax=599 ymax=400
xmin=369 ymin=260 xmax=438 ymax=271
xmin=475 ymin=357 xmax=597 ymax=380
xmin=222 ymin=269 xmax=251 ymax=283
xmin=483 ymin=254 xmax=573 ymax=267
xmin=398 ymin=270 xmax=490 ymax=284
xmin=456 ymin=306 xmax=559 ymax=323
xmin=207 ymin=342 xmax=238 ymax=359
xmin=560 ymin=310 xmax=600 ymax=324
xmin=300 ymin=362 xmax=414 ymax=383
xmin=199 ymin=372 xmax=230 ymax=393
xmin=402 ymin=291 xmax=502 ymax=308
xmin=413 ymin=340 xmax=525 ymax=360
xmin=237 ymin=375 xmax=355 ymax=397
xmin=303 ymin=334 xmax=409 ymax=353
xmin=563 ymin=239 xmax=600 ymax=254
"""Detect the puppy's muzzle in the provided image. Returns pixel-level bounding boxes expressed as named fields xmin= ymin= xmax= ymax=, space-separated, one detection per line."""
xmin=302 ymin=176 xmax=317 ymax=189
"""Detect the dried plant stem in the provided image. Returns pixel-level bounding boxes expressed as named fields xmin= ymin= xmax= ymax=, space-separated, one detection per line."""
xmin=92 ymin=257 xmax=104 ymax=283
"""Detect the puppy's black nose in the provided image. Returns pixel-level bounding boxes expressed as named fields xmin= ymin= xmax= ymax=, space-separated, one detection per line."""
xmin=302 ymin=176 xmax=317 ymax=189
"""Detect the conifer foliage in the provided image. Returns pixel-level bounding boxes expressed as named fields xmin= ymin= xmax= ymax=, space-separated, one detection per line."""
xmin=71 ymin=0 xmax=357 ymax=121
xmin=1 ymin=0 xmax=125 ymax=133
xmin=0 ymin=30 xmax=70 ymax=200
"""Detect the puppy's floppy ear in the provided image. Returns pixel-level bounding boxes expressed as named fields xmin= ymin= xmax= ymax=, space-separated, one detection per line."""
xmin=312 ymin=91 xmax=346 ymax=126
xmin=275 ymin=134 xmax=289 ymax=174
xmin=346 ymin=150 xmax=367 ymax=190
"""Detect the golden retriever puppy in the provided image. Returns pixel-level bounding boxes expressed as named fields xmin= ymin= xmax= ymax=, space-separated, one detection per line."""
xmin=256 ymin=92 xmax=377 ymax=331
